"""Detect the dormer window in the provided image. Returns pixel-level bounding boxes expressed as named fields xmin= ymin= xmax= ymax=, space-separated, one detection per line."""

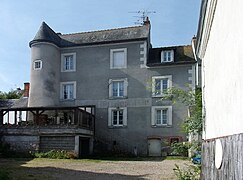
xmin=161 ymin=50 xmax=174 ymax=62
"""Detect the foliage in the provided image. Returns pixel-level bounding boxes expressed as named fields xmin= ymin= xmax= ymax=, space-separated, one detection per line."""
xmin=165 ymin=156 xmax=190 ymax=160
xmin=34 ymin=150 xmax=77 ymax=159
xmin=0 ymin=89 xmax=23 ymax=99
xmin=162 ymin=87 xmax=202 ymax=135
xmin=171 ymin=142 xmax=192 ymax=157
xmin=173 ymin=164 xmax=200 ymax=180
xmin=0 ymin=169 xmax=12 ymax=180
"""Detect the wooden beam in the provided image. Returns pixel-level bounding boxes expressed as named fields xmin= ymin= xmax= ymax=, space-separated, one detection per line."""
xmin=3 ymin=111 xmax=8 ymax=116
xmin=14 ymin=111 xmax=17 ymax=125
xmin=0 ymin=110 xmax=3 ymax=125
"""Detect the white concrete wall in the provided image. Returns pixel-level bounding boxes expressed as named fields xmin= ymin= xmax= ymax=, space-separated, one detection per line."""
xmin=202 ymin=0 xmax=243 ymax=139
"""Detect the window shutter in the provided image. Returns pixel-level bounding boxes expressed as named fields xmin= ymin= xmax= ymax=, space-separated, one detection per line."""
xmin=151 ymin=107 xmax=156 ymax=126
xmin=171 ymin=50 xmax=174 ymax=61
xmin=113 ymin=51 xmax=125 ymax=67
xmin=109 ymin=79 xmax=113 ymax=98
xmin=168 ymin=106 xmax=173 ymax=126
xmin=108 ymin=108 xmax=112 ymax=126
xmin=161 ymin=51 xmax=164 ymax=62
xmin=124 ymin=78 xmax=128 ymax=97
xmin=123 ymin=108 xmax=127 ymax=126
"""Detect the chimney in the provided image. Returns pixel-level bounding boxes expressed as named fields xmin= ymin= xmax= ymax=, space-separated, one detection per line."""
xmin=192 ymin=35 xmax=197 ymax=45
xmin=143 ymin=16 xmax=150 ymax=26
xmin=23 ymin=82 xmax=30 ymax=98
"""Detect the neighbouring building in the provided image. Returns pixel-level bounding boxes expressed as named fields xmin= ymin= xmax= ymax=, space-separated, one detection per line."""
xmin=196 ymin=0 xmax=243 ymax=179
xmin=0 ymin=18 xmax=196 ymax=156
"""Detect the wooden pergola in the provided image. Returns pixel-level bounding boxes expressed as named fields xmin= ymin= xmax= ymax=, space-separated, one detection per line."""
xmin=0 ymin=106 xmax=95 ymax=131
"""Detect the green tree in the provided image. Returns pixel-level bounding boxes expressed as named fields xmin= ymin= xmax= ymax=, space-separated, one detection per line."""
xmin=0 ymin=89 xmax=23 ymax=99
xmin=162 ymin=87 xmax=202 ymax=135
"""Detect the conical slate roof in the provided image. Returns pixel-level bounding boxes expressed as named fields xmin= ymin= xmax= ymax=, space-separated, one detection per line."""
xmin=29 ymin=22 xmax=150 ymax=47
xmin=29 ymin=22 xmax=61 ymax=47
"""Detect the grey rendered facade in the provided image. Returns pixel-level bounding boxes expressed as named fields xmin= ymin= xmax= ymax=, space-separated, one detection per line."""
xmin=25 ymin=19 xmax=195 ymax=156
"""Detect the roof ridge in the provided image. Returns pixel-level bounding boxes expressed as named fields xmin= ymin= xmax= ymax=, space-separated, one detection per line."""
xmin=153 ymin=44 xmax=192 ymax=49
xmin=60 ymin=25 xmax=145 ymax=36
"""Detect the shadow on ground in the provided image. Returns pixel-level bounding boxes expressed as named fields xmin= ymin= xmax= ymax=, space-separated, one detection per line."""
xmin=89 ymin=156 xmax=167 ymax=162
xmin=0 ymin=158 xmax=149 ymax=180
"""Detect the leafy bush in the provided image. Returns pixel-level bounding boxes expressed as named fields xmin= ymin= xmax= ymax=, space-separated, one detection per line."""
xmin=34 ymin=150 xmax=77 ymax=159
xmin=171 ymin=142 xmax=191 ymax=157
xmin=173 ymin=164 xmax=200 ymax=180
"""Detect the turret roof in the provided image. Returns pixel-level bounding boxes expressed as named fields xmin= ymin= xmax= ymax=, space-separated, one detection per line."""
xmin=29 ymin=22 xmax=150 ymax=47
xmin=29 ymin=22 xmax=61 ymax=47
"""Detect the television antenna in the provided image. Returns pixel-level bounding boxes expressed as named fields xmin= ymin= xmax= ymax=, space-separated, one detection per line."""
xmin=129 ymin=10 xmax=156 ymax=25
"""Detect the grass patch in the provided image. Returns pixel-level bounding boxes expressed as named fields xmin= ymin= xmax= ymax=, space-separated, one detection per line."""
xmin=165 ymin=156 xmax=190 ymax=160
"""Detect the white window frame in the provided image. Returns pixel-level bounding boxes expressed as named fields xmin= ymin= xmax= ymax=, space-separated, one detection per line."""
xmin=33 ymin=60 xmax=42 ymax=70
xmin=61 ymin=52 xmax=76 ymax=72
xmin=152 ymin=75 xmax=172 ymax=97
xmin=151 ymin=106 xmax=172 ymax=127
xmin=108 ymin=107 xmax=127 ymax=127
xmin=161 ymin=50 xmax=174 ymax=62
xmin=60 ymin=81 xmax=76 ymax=100
xmin=109 ymin=78 xmax=128 ymax=98
xmin=110 ymin=48 xmax=127 ymax=69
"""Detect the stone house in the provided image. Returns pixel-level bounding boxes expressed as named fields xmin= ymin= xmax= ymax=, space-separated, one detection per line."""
xmin=0 ymin=18 xmax=195 ymax=156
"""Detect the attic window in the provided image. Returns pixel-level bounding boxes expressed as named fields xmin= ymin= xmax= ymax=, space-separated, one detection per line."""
xmin=110 ymin=48 xmax=127 ymax=69
xmin=34 ymin=60 xmax=42 ymax=70
xmin=161 ymin=50 xmax=174 ymax=62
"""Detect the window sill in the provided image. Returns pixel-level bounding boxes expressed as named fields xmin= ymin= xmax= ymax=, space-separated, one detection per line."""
xmin=109 ymin=96 xmax=128 ymax=100
xmin=108 ymin=125 xmax=127 ymax=129
xmin=110 ymin=67 xmax=127 ymax=69
xmin=60 ymin=99 xmax=76 ymax=102
xmin=161 ymin=61 xmax=174 ymax=63
xmin=61 ymin=70 xmax=76 ymax=72
xmin=152 ymin=95 xmax=167 ymax=98
xmin=151 ymin=125 xmax=172 ymax=128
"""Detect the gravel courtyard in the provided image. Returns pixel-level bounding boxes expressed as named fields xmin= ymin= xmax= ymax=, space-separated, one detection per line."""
xmin=0 ymin=158 xmax=191 ymax=179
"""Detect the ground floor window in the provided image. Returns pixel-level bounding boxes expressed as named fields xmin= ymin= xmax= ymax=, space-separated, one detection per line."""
xmin=108 ymin=107 xmax=127 ymax=127
xmin=151 ymin=106 xmax=172 ymax=127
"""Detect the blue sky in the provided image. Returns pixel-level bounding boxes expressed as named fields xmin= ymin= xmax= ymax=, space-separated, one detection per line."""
xmin=0 ymin=0 xmax=201 ymax=92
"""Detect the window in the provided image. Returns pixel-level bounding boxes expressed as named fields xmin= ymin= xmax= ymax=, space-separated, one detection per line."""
xmin=151 ymin=106 xmax=172 ymax=126
xmin=156 ymin=109 xmax=168 ymax=125
xmin=60 ymin=81 xmax=76 ymax=100
xmin=109 ymin=78 xmax=128 ymax=98
xmin=113 ymin=81 xmax=124 ymax=97
xmin=108 ymin=107 xmax=127 ymax=127
xmin=161 ymin=50 xmax=174 ymax=62
xmin=33 ymin=60 xmax=42 ymax=70
xmin=110 ymin=48 xmax=127 ymax=69
xmin=112 ymin=109 xmax=123 ymax=126
xmin=61 ymin=53 xmax=76 ymax=72
xmin=152 ymin=75 xmax=172 ymax=97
